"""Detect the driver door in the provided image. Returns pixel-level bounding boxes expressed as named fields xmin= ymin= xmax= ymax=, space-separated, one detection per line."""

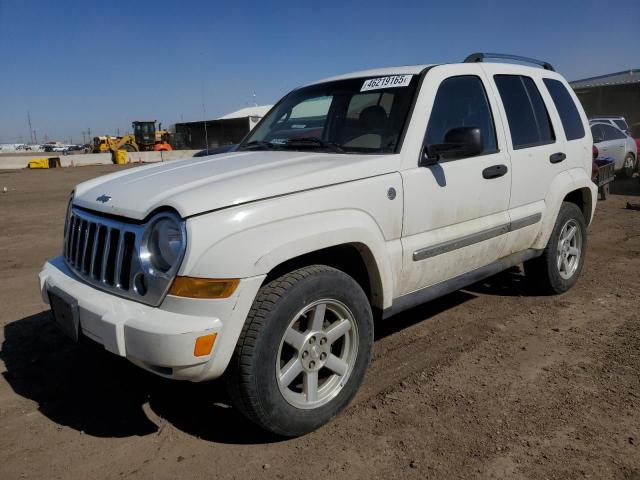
xmin=398 ymin=65 xmax=512 ymax=296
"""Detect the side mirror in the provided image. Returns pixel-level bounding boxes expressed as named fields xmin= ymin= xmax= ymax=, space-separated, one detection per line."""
xmin=421 ymin=127 xmax=483 ymax=166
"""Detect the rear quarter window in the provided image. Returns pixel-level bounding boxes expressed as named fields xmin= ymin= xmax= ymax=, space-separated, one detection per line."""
xmin=542 ymin=78 xmax=585 ymax=141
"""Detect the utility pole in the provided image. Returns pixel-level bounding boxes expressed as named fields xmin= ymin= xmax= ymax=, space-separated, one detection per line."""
xmin=117 ymin=127 xmax=120 ymax=136
xmin=88 ymin=127 xmax=91 ymax=141
xmin=34 ymin=130 xmax=37 ymax=144
xmin=82 ymin=131 xmax=86 ymax=144
xmin=27 ymin=111 xmax=34 ymax=144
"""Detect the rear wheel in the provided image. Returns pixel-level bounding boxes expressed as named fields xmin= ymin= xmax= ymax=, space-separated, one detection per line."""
xmin=622 ymin=153 xmax=635 ymax=178
xmin=224 ymin=265 xmax=373 ymax=437
xmin=524 ymin=202 xmax=587 ymax=294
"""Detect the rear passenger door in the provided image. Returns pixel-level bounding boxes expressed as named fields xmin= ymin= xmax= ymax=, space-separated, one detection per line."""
xmin=483 ymin=67 xmax=567 ymax=255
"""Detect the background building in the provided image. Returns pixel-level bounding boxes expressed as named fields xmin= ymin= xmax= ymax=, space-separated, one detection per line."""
xmin=174 ymin=105 xmax=272 ymax=149
xmin=571 ymin=69 xmax=640 ymax=127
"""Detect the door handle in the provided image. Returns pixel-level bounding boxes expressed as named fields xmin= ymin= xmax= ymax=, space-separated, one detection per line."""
xmin=550 ymin=152 xmax=566 ymax=164
xmin=482 ymin=164 xmax=508 ymax=179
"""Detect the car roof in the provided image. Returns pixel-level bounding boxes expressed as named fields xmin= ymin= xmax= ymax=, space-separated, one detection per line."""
xmin=590 ymin=122 xmax=617 ymax=127
xmin=307 ymin=64 xmax=433 ymax=85
xmin=590 ymin=117 xmax=626 ymax=122
xmin=590 ymin=122 xmax=628 ymax=134
xmin=306 ymin=61 xmax=563 ymax=86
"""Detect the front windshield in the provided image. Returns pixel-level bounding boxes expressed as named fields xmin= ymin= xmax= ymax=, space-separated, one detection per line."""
xmin=240 ymin=75 xmax=420 ymax=154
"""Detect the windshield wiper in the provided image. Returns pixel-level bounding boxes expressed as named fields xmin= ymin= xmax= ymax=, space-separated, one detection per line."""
xmin=283 ymin=137 xmax=344 ymax=153
xmin=238 ymin=140 xmax=281 ymax=151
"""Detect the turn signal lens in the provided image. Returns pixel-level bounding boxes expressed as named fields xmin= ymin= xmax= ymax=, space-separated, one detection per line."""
xmin=168 ymin=277 xmax=239 ymax=299
xmin=194 ymin=333 xmax=217 ymax=357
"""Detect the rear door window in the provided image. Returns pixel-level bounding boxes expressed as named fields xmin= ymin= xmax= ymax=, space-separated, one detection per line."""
xmin=613 ymin=119 xmax=628 ymax=131
xmin=601 ymin=124 xmax=625 ymax=141
xmin=542 ymin=78 xmax=585 ymax=141
xmin=494 ymin=75 xmax=555 ymax=149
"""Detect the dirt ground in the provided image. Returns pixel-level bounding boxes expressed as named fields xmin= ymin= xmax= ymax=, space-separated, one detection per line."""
xmin=1 ymin=165 xmax=639 ymax=480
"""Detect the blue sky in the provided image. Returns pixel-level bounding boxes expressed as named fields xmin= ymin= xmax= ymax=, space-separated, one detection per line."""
xmin=1 ymin=0 xmax=638 ymax=143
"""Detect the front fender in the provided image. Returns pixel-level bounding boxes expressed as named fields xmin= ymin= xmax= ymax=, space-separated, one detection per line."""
xmin=180 ymin=175 xmax=404 ymax=309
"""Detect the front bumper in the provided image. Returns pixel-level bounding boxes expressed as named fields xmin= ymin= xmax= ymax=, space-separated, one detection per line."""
xmin=39 ymin=256 xmax=264 ymax=381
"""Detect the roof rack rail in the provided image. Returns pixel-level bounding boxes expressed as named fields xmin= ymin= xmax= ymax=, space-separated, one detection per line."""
xmin=464 ymin=52 xmax=555 ymax=71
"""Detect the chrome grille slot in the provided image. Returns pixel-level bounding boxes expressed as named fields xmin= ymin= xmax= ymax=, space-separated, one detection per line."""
xmin=62 ymin=207 xmax=183 ymax=307
xmin=104 ymin=228 xmax=120 ymax=285
xmin=91 ymin=225 xmax=107 ymax=279
xmin=120 ymin=232 xmax=136 ymax=290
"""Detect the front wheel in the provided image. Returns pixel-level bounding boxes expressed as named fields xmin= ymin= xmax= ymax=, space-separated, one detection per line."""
xmin=524 ymin=202 xmax=587 ymax=294
xmin=224 ymin=265 xmax=373 ymax=437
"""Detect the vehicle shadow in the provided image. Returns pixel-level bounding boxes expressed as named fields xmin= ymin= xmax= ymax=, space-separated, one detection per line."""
xmin=0 ymin=311 xmax=277 ymax=445
xmin=375 ymin=290 xmax=474 ymax=341
xmin=2 ymin=269 xmax=536 ymax=444
xmin=611 ymin=175 xmax=640 ymax=196
xmin=463 ymin=266 xmax=544 ymax=297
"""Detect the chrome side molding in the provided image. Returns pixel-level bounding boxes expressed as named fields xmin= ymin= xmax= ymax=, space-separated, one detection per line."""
xmin=413 ymin=213 xmax=542 ymax=262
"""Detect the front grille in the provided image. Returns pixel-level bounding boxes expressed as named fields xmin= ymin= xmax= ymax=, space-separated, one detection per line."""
xmin=65 ymin=211 xmax=138 ymax=290
xmin=63 ymin=207 xmax=176 ymax=307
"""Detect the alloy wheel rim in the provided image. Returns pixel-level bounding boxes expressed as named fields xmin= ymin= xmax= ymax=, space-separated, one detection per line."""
xmin=276 ymin=299 xmax=358 ymax=409
xmin=624 ymin=156 xmax=633 ymax=169
xmin=556 ymin=219 xmax=582 ymax=280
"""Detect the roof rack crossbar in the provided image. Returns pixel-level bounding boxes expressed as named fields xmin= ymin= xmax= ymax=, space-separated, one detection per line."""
xmin=464 ymin=52 xmax=555 ymax=71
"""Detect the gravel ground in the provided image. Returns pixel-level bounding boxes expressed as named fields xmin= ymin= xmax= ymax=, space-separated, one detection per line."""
xmin=1 ymin=165 xmax=639 ymax=480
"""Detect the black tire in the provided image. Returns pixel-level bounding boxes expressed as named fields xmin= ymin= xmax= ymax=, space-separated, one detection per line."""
xmin=524 ymin=202 xmax=587 ymax=294
xmin=622 ymin=153 xmax=635 ymax=178
xmin=224 ymin=265 xmax=373 ymax=437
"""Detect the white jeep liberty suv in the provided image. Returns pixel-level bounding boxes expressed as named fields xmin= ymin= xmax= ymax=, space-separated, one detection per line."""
xmin=39 ymin=53 xmax=597 ymax=436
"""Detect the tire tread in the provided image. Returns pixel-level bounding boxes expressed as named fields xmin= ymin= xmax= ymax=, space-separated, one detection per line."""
xmin=524 ymin=201 xmax=586 ymax=294
xmin=224 ymin=265 xmax=341 ymax=433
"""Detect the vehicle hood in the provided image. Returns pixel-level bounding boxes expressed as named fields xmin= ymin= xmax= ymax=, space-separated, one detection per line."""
xmin=73 ymin=151 xmax=400 ymax=219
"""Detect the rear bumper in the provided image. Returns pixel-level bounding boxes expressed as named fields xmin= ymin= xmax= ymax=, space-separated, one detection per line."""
xmin=39 ymin=255 xmax=264 ymax=381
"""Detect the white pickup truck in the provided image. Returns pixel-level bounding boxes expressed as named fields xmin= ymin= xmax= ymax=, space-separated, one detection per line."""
xmin=39 ymin=53 xmax=597 ymax=436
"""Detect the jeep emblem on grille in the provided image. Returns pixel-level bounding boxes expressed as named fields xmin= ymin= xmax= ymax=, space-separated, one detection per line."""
xmin=96 ymin=194 xmax=112 ymax=203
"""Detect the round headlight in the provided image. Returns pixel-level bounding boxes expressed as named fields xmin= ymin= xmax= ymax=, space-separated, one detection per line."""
xmin=143 ymin=214 xmax=186 ymax=275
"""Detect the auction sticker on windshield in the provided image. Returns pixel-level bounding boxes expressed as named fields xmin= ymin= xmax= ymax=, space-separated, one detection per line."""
xmin=361 ymin=75 xmax=413 ymax=92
